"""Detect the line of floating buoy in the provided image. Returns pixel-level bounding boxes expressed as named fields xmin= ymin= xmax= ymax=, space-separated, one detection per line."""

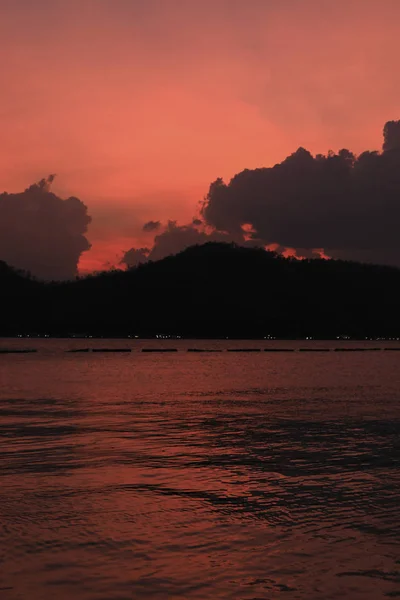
xmin=264 ymin=348 xmax=295 ymax=352
xmin=187 ymin=349 xmax=223 ymax=352
xmin=299 ymin=348 xmax=331 ymax=352
xmin=3 ymin=347 xmax=400 ymax=355
xmin=66 ymin=348 xmax=131 ymax=353
xmin=334 ymin=348 xmax=366 ymax=352
xmin=0 ymin=349 xmax=38 ymax=354
xmin=227 ymin=348 xmax=261 ymax=352
xmin=141 ymin=348 xmax=178 ymax=352
xmin=92 ymin=348 xmax=131 ymax=353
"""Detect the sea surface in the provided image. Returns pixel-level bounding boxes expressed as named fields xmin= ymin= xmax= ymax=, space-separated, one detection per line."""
xmin=0 ymin=339 xmax=399 ymax=599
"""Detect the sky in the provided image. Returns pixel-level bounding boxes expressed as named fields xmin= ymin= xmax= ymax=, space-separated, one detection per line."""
xmin=1 ymin=0 xmax=400 ymax=273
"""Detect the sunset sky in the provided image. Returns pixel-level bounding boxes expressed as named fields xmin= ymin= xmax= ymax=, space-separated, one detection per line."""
xmin=2 ymin=0 xmax=400 ymax=272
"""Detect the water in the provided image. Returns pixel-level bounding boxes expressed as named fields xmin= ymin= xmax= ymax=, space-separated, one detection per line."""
xmin=0 ymin=339 xmax=399 ymax=599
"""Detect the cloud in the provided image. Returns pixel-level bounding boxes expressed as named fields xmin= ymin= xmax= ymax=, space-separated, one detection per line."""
xmin=0 ymin=176 xmax=91 ymax=280
xmin=120 ymin=219 xmax=267 ymax=268
xmin=122 ymin=247 xmax=150 ymax=269
xmin=197 ymin=121 xmax=400 ymax=266
xmin=142 ymin=220 xmax=161 ymax=232
xmin=149 ymin=220 xmax=230 ymax=262
xmin=120 ymin=120 xmax=400 ymax=268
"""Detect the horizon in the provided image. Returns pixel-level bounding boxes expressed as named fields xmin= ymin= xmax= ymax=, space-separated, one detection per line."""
xmin=3 ymin=238 xmax=400 ymax=283
xmin=2 ymin=125 xmax=400 ymax=279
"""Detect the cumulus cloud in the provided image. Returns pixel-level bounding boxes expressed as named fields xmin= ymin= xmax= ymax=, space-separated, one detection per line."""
xmin=120 ymin=219 xmax=270 ymax=268
xmin=120 ymin=120 xmax=400 ymax=269
xmin=142 ymin=220 xmax=161 ymax=232
xmin=148 ymin=220 xmax=233 ymax=262
xmin=122 ymin=247 xmax=150 ymax=269
xmin=199 ymin=121 xmax=400 ymax=266
xmin=0 ymin=176 xmax=91 ymax=280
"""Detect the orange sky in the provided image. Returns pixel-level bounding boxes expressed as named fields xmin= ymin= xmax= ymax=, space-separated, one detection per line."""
xmin=1 ymin=0 xmax=400 ymax=271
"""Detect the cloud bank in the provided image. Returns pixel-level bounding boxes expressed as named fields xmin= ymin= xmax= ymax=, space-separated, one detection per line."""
xmin=122 ymin=120 xmax=400 ymax=268
xmin=3 ymin=120 xmax=400 ymax=276
xmin=0 ymin=176 xmax=91 ymax=280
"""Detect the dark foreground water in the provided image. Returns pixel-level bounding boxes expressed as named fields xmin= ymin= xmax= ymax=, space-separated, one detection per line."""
xmin=0 ymin=339 xmax=399 ymax=599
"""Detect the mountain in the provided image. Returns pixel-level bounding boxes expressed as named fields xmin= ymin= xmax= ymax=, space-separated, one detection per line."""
xmin=1 ymin=242 xmax=400 ymax=338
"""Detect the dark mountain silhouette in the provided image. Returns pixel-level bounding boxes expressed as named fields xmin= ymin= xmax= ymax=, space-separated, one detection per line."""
xmin=2 ymin=242 xmax=400 ymax=338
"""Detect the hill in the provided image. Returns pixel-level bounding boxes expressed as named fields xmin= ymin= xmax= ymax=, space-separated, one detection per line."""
xmin=2 ymin=243 xmax=400 ymax=338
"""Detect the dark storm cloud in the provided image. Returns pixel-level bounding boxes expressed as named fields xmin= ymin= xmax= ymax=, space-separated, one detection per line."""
xmin=0 ymin=176 xmax=91 ymax=280
xmin=199 ymin=121 xmax=400 ymax=266
xmin=142 ymin=220 xmax=161 ymax=232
